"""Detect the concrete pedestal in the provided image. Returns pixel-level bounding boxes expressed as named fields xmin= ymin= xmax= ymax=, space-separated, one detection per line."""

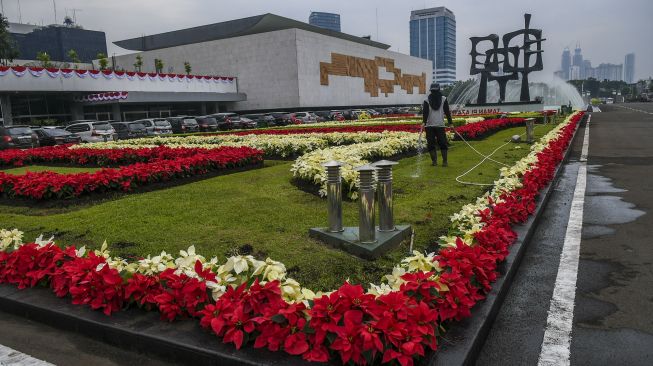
xmin=309 ymin=225 xmax=412 ymax=260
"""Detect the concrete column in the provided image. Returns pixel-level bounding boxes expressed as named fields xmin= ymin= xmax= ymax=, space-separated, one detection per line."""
xmin=111 ymin=103 xmax=122 ymax=121
xmin=70 ymin=103 xmax=84 ymax=121
xmin=200 ymin=102 xmax=207 ymax=115
xmin=0 ymin=95 xmax=13 ymax=126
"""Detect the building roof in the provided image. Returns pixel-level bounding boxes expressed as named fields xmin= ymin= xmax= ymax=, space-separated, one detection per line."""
xmin=114 ymin=13 xmax=390 ymax=51
xmin=8 ymin=22 xmax=41 ymax=34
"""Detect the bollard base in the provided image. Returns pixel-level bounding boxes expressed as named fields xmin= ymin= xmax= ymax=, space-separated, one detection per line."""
xmin=309 ymin=225 xmax=412 ymax=260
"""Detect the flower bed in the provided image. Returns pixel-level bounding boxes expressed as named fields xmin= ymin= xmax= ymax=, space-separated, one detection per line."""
xmin=0 ymin=112 xmax=584 ymax=365
xmin=0 ymin=146 xmax=263 ymax=200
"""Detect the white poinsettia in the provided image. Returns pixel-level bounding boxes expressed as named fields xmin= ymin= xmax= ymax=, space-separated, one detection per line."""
xmin=34 ymin=234 xmax=55 ymax=247
xmin=0 ymin=229 xmax=23 ymax=250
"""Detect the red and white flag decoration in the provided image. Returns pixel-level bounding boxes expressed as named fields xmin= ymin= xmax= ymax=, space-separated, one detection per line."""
xmin=74 ymin=91 xmax=129 ymax=103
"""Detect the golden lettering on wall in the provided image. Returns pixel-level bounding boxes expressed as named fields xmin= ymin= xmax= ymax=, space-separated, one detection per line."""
xmin=320 ymin=53 xmax=426 ymax=97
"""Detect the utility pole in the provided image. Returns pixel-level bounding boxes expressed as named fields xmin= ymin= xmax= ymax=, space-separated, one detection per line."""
xmin=17 ymin=0 xmax=22 ymax=23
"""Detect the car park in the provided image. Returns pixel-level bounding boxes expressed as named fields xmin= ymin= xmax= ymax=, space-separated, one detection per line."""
xmin=167 ymin=117 xmax=200 ymax=134
xmin=0 ymin=125 xmax=39 ymax=149
xmin=211 ymin=113 xmax=240 ymax=130
xmin=133 ymin=119 xmax=173 ymax=135
xmin=111 ymin=122 xmax=148 ymax=140
xmin=238 ymin=116 xmax=258 ymax=129
xmin=293 ymin=112 xmax=317 ymax=124
xmin=65 ymin=122 xmax=116 ymax=143
xmin=241 ymin=114 xmax=275 ymax=128
xmin=32 ymin=128 xmax=81 ymax=146
xmin=195 ymin=116 xmax=220 ymax=132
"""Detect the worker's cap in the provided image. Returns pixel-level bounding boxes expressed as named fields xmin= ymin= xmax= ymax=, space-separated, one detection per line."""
xmin=430 ymin=83 xmax=441 ymax=91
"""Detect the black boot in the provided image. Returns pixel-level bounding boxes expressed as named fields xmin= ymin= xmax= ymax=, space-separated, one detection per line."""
xmin=429 ymin=150 xmax=437 ymax=166
xmin=441 ymin=149 xmax=448 ymax=167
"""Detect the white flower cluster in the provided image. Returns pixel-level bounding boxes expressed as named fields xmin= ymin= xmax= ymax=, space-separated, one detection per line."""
xmin=290 ymin=133 xmax=419 ymax=199
xmin=0 ymin=228 xmax=23 ymax=251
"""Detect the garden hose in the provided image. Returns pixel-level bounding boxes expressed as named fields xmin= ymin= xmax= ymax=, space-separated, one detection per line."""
xmin=452 ymin=124 xmax=540 ymax=187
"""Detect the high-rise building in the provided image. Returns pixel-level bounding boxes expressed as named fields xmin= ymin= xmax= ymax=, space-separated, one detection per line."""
xmin=409 ymin=7 xmax=456 ymax=85
xmin=624 ymin=53 xmax=635 ymax=83
xmin=595 ymin=63 xmax=623 ymax=81
xmin=308 ymin=12 xmax=341 ymax=33
xmin=583 ymin=60 xmax=593 ymax=79
xmin=560 ymin=48 xmax=571 ymax=80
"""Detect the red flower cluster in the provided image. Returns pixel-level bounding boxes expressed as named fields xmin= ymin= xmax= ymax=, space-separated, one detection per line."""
xmin=0 ymin=112 xmax=584 ymax=365
xmin=218 ymin=117 xmax=525 ymax=140
xmin=452 ymin=118 xmax=526 ymax=139
xmin=0 ymin=146 xmax=263 ymax=200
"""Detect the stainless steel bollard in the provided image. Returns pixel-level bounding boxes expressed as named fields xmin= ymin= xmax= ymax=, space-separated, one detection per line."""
xmin=322 ymin=160 xmax=344 ymax=233
xmin=354 ymin=164 xmax=377 ymax=243
xmin=373 ymin=160 xmax=399 ymax=232
xmin=525 ymin=118 xmax=535 ymax=143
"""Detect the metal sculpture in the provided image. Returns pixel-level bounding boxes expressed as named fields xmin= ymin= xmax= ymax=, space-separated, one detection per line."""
xmin=469 ymin=14 xmax=545 ymax=104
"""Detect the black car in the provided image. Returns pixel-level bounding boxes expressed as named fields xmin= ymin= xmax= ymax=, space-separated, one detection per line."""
xmin=211 ymin=113 xmax=239 ymax=130
xmin=0 ymin=125 xmax=38 ymax=150
xmin=167 ymin=117 xmax=200 ymax=134
xmin=195 ymin=116 xmax=219 ymax=132
xmin=241 ymin=114 xmax=275 ymax=128
xmin=266 ymin=112 xmax=292 ymax=126
xmin=111 ymin=122 xmax=148 ymax=140
xmin=33 ymin=128 xmax=82 ymax=146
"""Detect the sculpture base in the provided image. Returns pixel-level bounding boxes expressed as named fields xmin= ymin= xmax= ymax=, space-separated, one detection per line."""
xmin=454 ymin=101 xmax=544 ymax=115
xmin=309 ymin=225 xmax=412 ymax=260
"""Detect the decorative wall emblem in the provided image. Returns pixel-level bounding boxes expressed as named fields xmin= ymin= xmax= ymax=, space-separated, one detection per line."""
xmin=320 ymin=53 xmax=426 ymax=97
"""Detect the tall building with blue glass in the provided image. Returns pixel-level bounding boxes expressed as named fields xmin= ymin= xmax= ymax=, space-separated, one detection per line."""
xmin=309 ymin=12 xmax=341 ymax=33
xmin=409 ymin=7 xmax=456 ymax=85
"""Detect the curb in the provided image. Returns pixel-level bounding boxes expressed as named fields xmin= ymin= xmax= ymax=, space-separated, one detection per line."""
xmin=425 ymin=115 xmax=585 ymax=366
xmin=0 ymin=116 xmax=584 ymax=366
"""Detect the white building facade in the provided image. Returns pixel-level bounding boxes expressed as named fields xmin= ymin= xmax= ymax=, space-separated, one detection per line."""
xmin=113 ymin=14 xmax=432 ymax=111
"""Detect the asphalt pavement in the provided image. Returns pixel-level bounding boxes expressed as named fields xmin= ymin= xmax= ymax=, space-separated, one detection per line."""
xmin=477 ymin=103 xmax=653 ymax=365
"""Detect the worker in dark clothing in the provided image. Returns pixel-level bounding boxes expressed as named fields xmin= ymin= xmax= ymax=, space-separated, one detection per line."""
xmin=422 ymin=83 xmax=453 ymax=166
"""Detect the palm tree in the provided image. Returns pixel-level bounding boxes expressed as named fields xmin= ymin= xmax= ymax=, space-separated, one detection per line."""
xmin=97 ymin=53 xmax=109 ymax=70
xmin=133 ymin=55 xmax=143 ymax=72
xmin=184 ymin=61 xmax=192 ymax=75
xmin=36 ymin=51 xmax=52 ymax=68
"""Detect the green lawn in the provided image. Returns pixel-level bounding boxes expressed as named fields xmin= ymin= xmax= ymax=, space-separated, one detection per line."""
xmin=0 ymin=124 xmax=555 ymax=290
xmin=2 ymin=166 xmax=101 ymax=175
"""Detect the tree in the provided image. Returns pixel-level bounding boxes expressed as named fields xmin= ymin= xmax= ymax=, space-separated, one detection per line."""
xmin=36 ymin=51 xmax=52 ymax=68
xmin=133 ymin=55 xmax=143 ymax=72
xmin=154 ymin=58 xmax=164 ymax=74
xmin=67 ymin=49 xmax=81 ymax=64
xmin=0 ymin=13 xmax=19 ymax=66
xmin=96 ymin=52 xmax=108 ymax=70
xmin=184 ymin=61 xmax=192 ymax=75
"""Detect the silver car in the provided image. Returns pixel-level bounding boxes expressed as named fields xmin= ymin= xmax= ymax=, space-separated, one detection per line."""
xmin=134 ymin=118 xmax=173 ymax=135
xmin=293 ymin=112 xmax=317 ymax=124
xmin=65 ymin=122 xmax=116 ymax=143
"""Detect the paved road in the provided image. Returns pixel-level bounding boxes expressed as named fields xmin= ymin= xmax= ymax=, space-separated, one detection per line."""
xmin=477 ymin=103 xmax=653 ymax=365
xmin=0 ymin=310 xmax=178 ymax=365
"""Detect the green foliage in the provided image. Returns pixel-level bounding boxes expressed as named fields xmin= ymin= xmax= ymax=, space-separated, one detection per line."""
xmin=0 ymin=125 xmax=556 ymax=290
xmin=67 ymin=49 xmax=81 ymax=64
xmin=0 ymin=13 xmax=19 ymax=65
xmin=154 ymin=58 xmax=164 ymax=73
xmin=133 ymin=55 xmax=143 ymax=72
xmin=36 ymin=51 xmax=52 ymax=68
xmin=96 ymin=52 xmax=108 ymax=70
xmin=184 ymin=61 xmax=192 ymax=75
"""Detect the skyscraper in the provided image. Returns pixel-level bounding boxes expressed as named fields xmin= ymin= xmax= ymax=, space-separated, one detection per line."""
xmin=560 ymin=48 xmax=571 ymax=80
xmin=624 ymin=53 xmax=635 ymax=83
xmin=409 ymin=7 xmax=456 ymax=85
xmin=308 ymin=12 xmax=341 ymax=33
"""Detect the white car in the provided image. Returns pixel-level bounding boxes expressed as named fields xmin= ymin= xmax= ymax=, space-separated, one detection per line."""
xmin=65 ymin=121 xmax=116 ymax=143
xmin=134 ymin=118 xmax=173 ymax=135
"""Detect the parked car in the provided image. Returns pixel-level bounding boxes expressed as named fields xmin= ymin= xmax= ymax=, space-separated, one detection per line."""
xmin=266 ymin=112 xmax=292 ymax=126
xmin=0 ymin=125 xmax=39 ymax=149
xmin=167 ymin=117 xmax=200 ymax=134
xmin=211 ymin=113 xmax=240 ymax=130
xmin=32 ymin=128 xmax=81 ymax=146
xmin=313 ymin=111 xmax=332 ymax=121
xmin=293 ymin=112 xmax=317 ymax=124
xmin=63 ymin=119 xmax=98 ymax=127
xmin=133 ymin=118 xmax=173 ymax=135
xmin=195 ymin=116 xmax=220 ymax=132
xmin=111 ymin=122 xmax=148 ymax=140
xmin=238 ymin=116 xmax=258 ymax=129
xmin=65 ymin=121 xmax=116 ymax=143
xmin=367 ymin=109 xmax=381 ymax=117
xmin=241 ymin=114 xmax=275 ymax=128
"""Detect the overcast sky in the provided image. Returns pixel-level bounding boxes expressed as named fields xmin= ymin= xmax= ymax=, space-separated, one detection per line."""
xmin=3 ymin=0 xmax=652 ymax=80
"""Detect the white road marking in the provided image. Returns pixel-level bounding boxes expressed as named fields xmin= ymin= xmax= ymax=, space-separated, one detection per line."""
xmin=0 ymin=344 xmax=54 ymax=366
xmin=537 ymin=115 xmax=590 ymax=366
